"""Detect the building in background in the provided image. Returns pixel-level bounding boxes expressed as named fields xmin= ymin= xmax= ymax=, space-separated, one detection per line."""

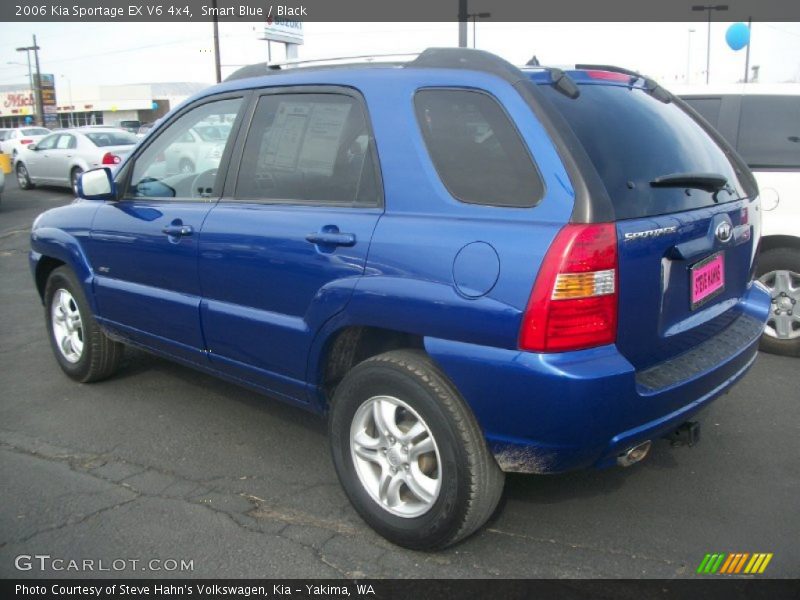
xmin=0 ymin=81 xmax=209 ymax=129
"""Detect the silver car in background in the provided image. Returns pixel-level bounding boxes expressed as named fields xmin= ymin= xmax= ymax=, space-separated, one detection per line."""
xmin=15 ymin=128 xmax=138 ymax=194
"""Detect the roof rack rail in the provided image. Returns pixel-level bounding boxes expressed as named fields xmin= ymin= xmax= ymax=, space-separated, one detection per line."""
xmin=574 ymin=63 xmax=671 ymax=103
xmin=266 ymin=52 xmax=420 ymax=70
xmin=225 ymin=53 xmax=417 ymax=81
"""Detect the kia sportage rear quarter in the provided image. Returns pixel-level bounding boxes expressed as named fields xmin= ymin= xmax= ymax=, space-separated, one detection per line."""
xmin=30 ymin=49 xmax=770 ymax=550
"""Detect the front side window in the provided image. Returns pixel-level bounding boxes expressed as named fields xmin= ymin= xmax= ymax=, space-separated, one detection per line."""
xmin=235 ymin=93 xmax=380 ymax=206
xmin=128 ymin=97 xmax=243 ymax=200
xmin=56 ymin=134 xmax=76 ymax=150
xmin=737 ymin=95 xmax=800 ymax=169
xmin=414 ymin=89 xmax=544 ymax=208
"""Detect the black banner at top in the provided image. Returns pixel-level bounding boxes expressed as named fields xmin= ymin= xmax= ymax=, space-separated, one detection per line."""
xmin=3 ymin=0 xmax=800 ymax=22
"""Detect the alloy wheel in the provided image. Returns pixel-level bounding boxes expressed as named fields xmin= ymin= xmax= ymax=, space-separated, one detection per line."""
xmin=349 ymin=395 xmax=441 ymax=518
xmin=50 ymin=288 xmax=84 ymax=363
xmin=759 ymin=269 xmax=800 ymax=340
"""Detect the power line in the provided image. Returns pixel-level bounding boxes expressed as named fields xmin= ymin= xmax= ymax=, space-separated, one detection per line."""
xmin=764 ymin=24 xmax=800 ymax=39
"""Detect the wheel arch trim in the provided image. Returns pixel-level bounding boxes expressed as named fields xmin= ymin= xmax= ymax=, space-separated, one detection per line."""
xmin=30 ymin=227 xmax=98 ymax=312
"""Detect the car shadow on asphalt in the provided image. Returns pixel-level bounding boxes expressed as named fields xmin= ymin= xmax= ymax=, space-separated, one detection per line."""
xmin=486 ymin=439 xmax=682 ymax=528
xmin=112 ymin=347 xmax=328 ymax=437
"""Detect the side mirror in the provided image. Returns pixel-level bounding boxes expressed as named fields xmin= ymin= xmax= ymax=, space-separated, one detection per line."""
xmin=77 ymin=167 xmax=115 ymax=200
xmin=28 ymin=143 xmax=38 ymax=151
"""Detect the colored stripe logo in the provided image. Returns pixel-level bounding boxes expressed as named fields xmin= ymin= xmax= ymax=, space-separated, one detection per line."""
xmin=697 ymin=553 xmax=773 ymax=574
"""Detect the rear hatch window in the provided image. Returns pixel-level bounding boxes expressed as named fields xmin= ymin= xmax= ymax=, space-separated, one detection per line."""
xmin=536 ymin=82 xmax=746 ymax=219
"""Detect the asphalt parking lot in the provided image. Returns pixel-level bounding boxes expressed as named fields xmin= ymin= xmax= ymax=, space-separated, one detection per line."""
xmin=0 ymin=177 xmax=798 ymax=579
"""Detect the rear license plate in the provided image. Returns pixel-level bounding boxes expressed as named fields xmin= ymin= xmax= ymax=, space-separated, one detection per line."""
xmin=691 ymin=252 xmax=725 ymax=310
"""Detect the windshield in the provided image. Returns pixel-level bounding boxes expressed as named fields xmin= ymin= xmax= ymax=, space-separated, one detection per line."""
xmin=84 ymin=131 xmax=138 ymax=146
xmin=536 ymin=82 xmax=744 ymax=219
xmin=22 ymin=128 xmax=50 ymax=136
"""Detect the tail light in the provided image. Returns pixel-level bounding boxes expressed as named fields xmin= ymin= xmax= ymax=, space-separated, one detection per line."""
xmin=584 ymin=70 xmax=631 ymax=83
xmin=102 ymin=152 xmax=121 ymax=165
xmin=519 ymin=223 xmax=618 ymax=352
xmin=20 ymin=138 xmax=33 ymax=145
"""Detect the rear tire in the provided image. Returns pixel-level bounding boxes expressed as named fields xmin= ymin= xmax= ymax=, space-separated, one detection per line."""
xmin=328 ymin=349 xmax=504 ymax=550
xmin=44 ymin=266 xmax=124 ymax=382
xmin=70 ymin=167 xmax=83 ymax=196
xmin=757 ymin=247 xmax=800 ymax=357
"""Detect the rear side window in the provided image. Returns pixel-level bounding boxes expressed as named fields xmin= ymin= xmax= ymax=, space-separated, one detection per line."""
xmin=538 ymin=83 xmax=743 ymax=219
xmin=414 ymin=89 xmax=544 ymax=208
xmin=235 ymin=93 xmax=380 ymax=206
xmin=84 ymin=131 xmax=138 ymax=146
xmin=683 ymin=96 xmax=723 ymax=128
xmin=737 ymin=95 xmax=800 ymax=169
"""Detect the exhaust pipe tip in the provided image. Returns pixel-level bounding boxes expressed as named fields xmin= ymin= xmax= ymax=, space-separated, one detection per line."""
xmin=617 ymin=440 xmax=652 ymax=467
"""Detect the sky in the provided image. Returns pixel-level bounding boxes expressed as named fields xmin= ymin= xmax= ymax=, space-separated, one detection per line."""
xmin=0 ymin=21 xmax=799 ymax=92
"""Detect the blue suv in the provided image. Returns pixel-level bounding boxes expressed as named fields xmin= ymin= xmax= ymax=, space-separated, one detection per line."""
xmin=30 ymin=49 xmax=771 ymax=549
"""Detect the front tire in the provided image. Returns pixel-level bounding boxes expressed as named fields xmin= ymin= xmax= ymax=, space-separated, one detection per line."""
xmin=757 ymin=248 xmax=800 ymax=357
xmin=179 ymin=158 xmax=195 ymax=175
xmin=44 ymin=266 xmax=124 ymax=382
xmin=329 ymin=349 xmax=504 ymax=550
xmin=16 ymin=162 xmax=33 ymax=190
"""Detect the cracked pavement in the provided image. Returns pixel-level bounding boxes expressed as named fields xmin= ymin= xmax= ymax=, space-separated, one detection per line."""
xmin=1 ymin=180 xmax=798 ymax=578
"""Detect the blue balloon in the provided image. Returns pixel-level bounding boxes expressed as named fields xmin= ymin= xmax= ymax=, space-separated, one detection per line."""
xmin=726 ymin=22 xmax=750 ymax=51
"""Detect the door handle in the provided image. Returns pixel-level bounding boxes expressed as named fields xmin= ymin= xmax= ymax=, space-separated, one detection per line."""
xmin=162 ymin=224 xmax=193 ymax=237
xmin=305 ymin=231 xmax=356 ymax=247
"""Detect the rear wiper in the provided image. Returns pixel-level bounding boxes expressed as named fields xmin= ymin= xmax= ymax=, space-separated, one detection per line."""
xmin=650 ymin=172 xmax=729 ymax=193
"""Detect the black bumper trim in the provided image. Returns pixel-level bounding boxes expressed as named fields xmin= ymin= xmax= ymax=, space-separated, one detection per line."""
xmin=636 ymin=313 xmax=763 ymax=392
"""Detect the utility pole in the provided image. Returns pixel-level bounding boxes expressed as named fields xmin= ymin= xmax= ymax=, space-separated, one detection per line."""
xmin=469 ymin=12 xmax=491 ymax=49
xmin=692 ymin=4 xmax=728 ymax=84
xmin=744 ymin=18 xmax=752 ymax=83
xmin=458 ymin=0 xmax=468 ymax=48
xmin=212 ymin=0 xmax=222 ymax=83
xmin=16 ymin=37 xmax=43 ymax=127
xmin=32 ymin=35 xmax=44 ymax=127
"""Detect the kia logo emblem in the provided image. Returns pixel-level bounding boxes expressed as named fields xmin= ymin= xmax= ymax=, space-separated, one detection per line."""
xmin=716 ymin=222 xmax=733 ymax=243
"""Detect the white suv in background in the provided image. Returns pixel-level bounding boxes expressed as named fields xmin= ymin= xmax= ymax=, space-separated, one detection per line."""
xmin=678 ymin=84 xmax=800 ymax=356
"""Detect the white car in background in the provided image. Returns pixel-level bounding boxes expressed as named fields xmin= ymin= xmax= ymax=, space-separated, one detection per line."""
xmin=15 ymin=128 xmax=138 ymax=195
xmin=678 ymin=84 xmax=800 ymax=356
xmin=0 ymin=126 xmax=51 ymax=159
xmin=162 ymin=122 xmax=231 ymax=176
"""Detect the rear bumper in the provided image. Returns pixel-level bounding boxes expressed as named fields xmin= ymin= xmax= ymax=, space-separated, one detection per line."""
xmin=425 ymin=281 xmax=770 ymax=474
